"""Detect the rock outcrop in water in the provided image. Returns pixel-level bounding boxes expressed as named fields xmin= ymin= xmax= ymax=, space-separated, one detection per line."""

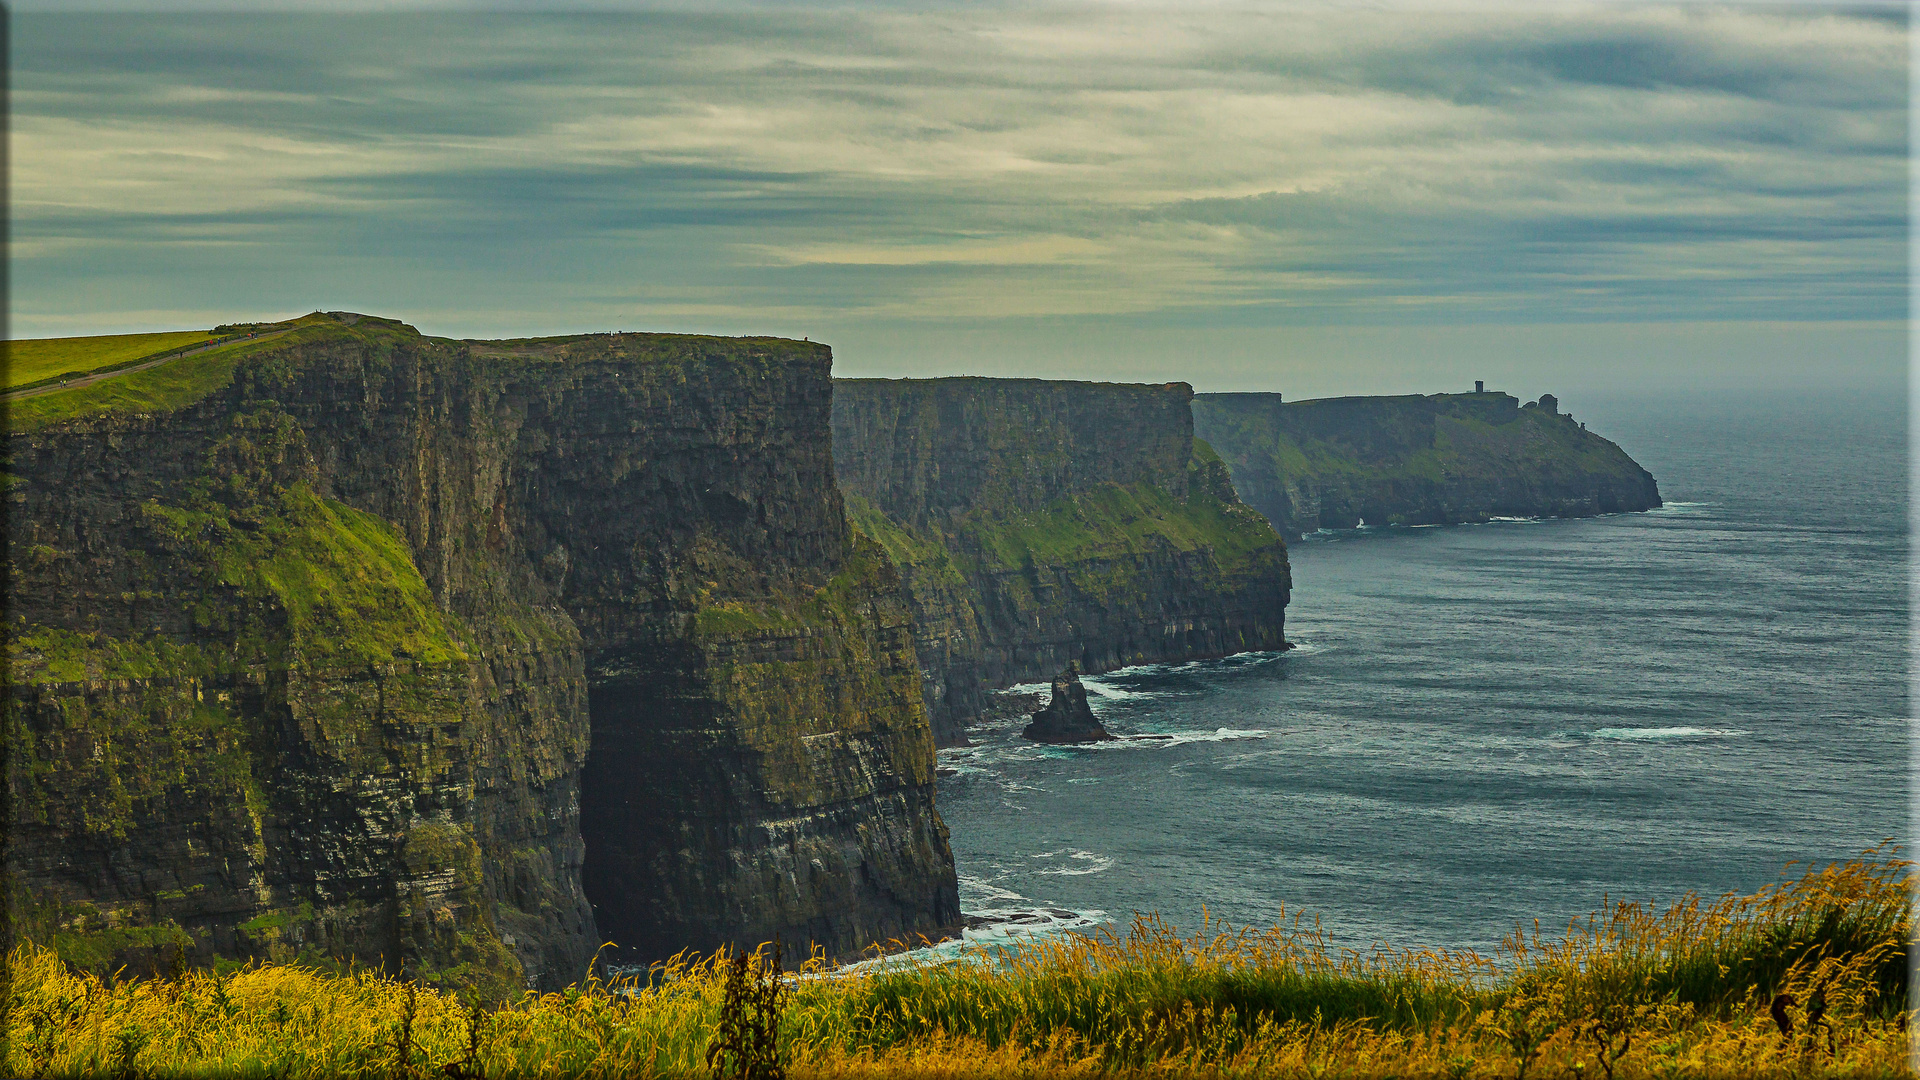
xmin=6 ymin=312 xmax=958 ymax=987
xmin=831 ymin=377 xmax=1292 ymax=748
xmin=1021 ymin=665 xmax=1115 ymax=744
xmin=1191 ymin=391 xmax=1661 ymax=537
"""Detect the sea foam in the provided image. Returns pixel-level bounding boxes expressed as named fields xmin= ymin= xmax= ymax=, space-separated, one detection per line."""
xmin=1590 ymin=726 xmax=1749 ymax=740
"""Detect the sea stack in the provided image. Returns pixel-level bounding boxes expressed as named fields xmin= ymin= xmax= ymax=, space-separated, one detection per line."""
xmin=1023 ymin=664 xmax=1117 ymax=743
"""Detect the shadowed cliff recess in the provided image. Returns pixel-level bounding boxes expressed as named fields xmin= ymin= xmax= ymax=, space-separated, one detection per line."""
xmin=831 ymin=377 xmax=1293 ymax=747
xmin=6 ymin=312 xmax=958 ymax=987
xmin=1192 ymin=391 xmax=1661 ymax=538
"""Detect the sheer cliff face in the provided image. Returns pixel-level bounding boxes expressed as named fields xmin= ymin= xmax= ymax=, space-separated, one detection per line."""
xmin=1192 ymin=392 xmax=1663 ymax=538
xmin=6 ymin=314 xmax=957 ymax=986
xmin=831 ymin=377 xmax=1197 ymax=524
xmin=832 ymin=378 xmax=1292 ymax=747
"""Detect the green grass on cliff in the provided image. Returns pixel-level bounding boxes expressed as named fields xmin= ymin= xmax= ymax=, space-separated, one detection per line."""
xmin=232 ymin=489 xmax=469 ymax=669
xmin=141 ymin=482 xmax=468 ymax=670
xmin=7 ymin=330 xmax=216 ymax=388
xmin=691 ymin=519 xmax=919 ymax=644
xmin=7 ymin=473 xmax=466 ymax=845
xmin=843 ymin=494 xmax=969 ymax=592
xmin=7 ymin=315 xmax=360 ymax=432
xmin=1195 ymin=395 xmax=1653 ymax=527
xmin=6 ymin=626 xmax=267 ymax=842
xmin=14 ymin=400 xmax=468 ymax=676
xmin=959 ymin=480 xmax=1280 ymax=582
xmin=694 ymin=602 xmax=805 ymax=639
xmin=851 ymin=446 xmax=1285 ymax=590
xmin=8 ymin=624 xmax=225 ymax=686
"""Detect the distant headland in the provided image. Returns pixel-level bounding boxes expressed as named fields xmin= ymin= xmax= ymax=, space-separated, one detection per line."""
xmin=1193 ymin=387 xmax=1661 ymax=538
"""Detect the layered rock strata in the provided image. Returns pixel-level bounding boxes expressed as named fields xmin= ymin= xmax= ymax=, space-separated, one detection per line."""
xmin=832 ymin=377 xmax=1292 ymax=747
xmin=1192 ymin=391 xmax=1661 ymax=537
xmin=7 ymin=312 xmax=958 ymax=986
xmin=1022 ymin=665 xmax=1114 ymax=744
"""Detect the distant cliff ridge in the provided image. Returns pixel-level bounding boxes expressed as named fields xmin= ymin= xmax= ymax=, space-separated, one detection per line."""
xmin=832 ymin=377 xmax=1292 ymax=747
xmin=1192 ymin=391 xmax=1661 ymax=538
xmin=7 ymin=313 xmax=957 ymax=987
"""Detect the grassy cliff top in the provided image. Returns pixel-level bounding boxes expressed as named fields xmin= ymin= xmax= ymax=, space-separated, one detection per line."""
xmin=1192 ymin=389 xmax=1659 ymax=534
xmin=7 ymin=314 xmax=376 ymax=432
xmin=836 ymin=375 xmax=1193 ymax=397
xmin=1207 ymin=389 xmax=1511 ymax=407
xmin=469 ymin=331 xmax=829 ymax=360
xmin=1193 ymin=390 xmax=1637 ymax=475
xmin=7 ymin=313 xmax=828 ymax=433
xmin=7 ymin=330 xmax=218 ymax=389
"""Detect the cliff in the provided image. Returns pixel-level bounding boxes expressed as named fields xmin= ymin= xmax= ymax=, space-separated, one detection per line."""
xmin=831 ymin=378 xmax=1292 ymax=746
xmin=1192 ymin=392 xmax=1661 ymax=537
xmin=6 ymin=312 xmax=958 ymax=988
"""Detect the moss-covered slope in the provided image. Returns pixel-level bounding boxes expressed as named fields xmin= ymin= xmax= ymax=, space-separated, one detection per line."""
xmin=7 ymin=313 xmax=957 ymax=986
xmin=1192 ymin=392 xmax=1661 ymax=538
xmin=833 ymin=378 xmax=1291 ymax=747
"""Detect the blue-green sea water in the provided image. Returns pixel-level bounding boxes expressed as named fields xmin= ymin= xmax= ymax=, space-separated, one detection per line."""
xmin=934 ymin=392 xmax=1908 ymax=955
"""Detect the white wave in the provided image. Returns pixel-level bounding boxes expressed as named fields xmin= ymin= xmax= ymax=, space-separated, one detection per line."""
xmin=1030 ymin=849 xmax=1114 ymax=876
xmin=823 ymin=905 xmax=1111 ymax=977
xmin=1066 ymin=777 xmax=1101 ymax=785
xmin=957 ymin=873 xmax=1028 ymax=905
xmin=1091 ymin=727 xmax=1270 ymax=749
xmin=1193 ymin=728 xmax=1271 ymax=742
xmin=1590 ymin=726 xmax=1749 ymax=740
xmin=1081 ymin=662 xmax=1176 ymax=679
xmin=1081 ymin=681 xmax=1161 ymax=702
xmin=1216 ymin=649 xmax=1289 ymax=667
xmin=997 ymin=650 xmax=1288 ymax=700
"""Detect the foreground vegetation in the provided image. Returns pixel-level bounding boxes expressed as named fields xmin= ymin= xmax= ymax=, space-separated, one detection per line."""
xmin=7 ymin=849 xmax=1910 ymax=1078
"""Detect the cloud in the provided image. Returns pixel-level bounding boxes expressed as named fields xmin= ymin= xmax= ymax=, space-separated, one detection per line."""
xmin=11 ymin=4 xmax=1905 ymax=382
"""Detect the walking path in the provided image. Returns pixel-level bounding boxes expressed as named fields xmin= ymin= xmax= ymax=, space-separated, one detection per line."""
xmin=4 ymin=328 xmax=293 ymax=402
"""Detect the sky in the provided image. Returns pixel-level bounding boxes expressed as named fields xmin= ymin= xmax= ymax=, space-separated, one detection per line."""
xmin=12 ymin=3 xmax=1909 ymax=398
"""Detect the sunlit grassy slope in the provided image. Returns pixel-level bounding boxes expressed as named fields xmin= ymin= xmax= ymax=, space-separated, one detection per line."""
xmin=6 ymin=330 xmax=215 ymax=389
xmin=8 ymin=850 xmax=1909 ymax=1078
xmin=7 ymin=316 xmax=353 ymax=432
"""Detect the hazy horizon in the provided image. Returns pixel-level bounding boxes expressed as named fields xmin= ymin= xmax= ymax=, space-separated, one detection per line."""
xmin=13 ymin=4 xmax=1907 ymax=399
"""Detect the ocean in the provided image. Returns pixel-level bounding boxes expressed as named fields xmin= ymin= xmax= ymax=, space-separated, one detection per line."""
xmin=934 ymin=391 xmax=1908 ymax=956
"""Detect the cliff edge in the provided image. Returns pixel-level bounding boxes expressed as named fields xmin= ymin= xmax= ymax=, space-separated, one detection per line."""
xmin=7 ymin=312 xmax=958 ymax=986
xmin=1192 ymin=391 xmax=1661 ymax=537
xmin=832 ymin=377 xmax=1291 ymax=747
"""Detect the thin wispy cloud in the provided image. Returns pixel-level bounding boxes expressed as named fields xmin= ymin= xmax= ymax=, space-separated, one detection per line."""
xmin=12 ymin=5 xmax=1905 ymax=395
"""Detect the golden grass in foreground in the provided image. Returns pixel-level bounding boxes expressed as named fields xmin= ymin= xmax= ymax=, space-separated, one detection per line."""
xmin=6 ymin=331 xmax=214 ymax=388
xmin=6 ymin=849 xmax=1911 ymax=1078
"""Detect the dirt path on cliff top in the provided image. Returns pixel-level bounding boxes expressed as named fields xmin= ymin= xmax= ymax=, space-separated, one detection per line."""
xmin=3 ymin=327 xmax=294 ymax=402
